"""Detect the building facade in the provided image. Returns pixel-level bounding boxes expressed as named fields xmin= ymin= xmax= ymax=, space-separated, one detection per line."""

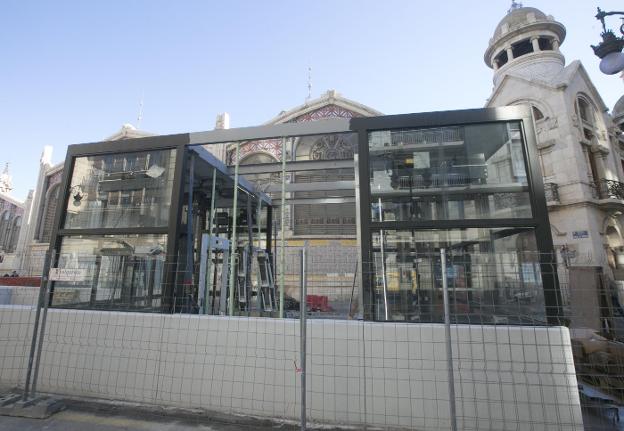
xmin=8 ymin=3 xmax=624 ymax=284
xmin=483 ymin=5 xmax=624 ymax=278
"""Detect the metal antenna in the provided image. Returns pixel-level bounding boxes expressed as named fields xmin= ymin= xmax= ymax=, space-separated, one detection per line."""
xmin=306 ymin=66 xmax=312 ymax=103
xmin=136 ymin=93 xmax=144 ymax=129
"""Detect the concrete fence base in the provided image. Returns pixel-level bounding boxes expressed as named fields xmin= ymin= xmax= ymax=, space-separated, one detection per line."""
xmin=0 ymin=306 xmax=583 ymax=430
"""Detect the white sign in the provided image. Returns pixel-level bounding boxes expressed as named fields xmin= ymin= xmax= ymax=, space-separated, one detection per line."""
xmin=49 ymin=268 xmax=88 ymax=282
xmin=413 ymin=152 xmax=430 ymax=169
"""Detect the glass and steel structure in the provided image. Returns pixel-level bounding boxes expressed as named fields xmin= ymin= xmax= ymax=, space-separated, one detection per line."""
xmin=47 ymin=105 xmax=559 ymax=323
xmin=353 ymin=107 xmax=560 ymax=324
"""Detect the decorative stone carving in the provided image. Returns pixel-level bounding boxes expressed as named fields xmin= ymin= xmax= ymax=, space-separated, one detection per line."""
xmin=288 ymin=104 xmax=361 ymax=123
xmin=309 ymin=135 xmax=355 ymax=160
xmin=227 ymin=138 xmax=283 ymax=165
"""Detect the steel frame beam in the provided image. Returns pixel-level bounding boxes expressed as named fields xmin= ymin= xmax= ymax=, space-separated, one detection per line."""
xmin=231 ymin=159 xmax=354 ymax=175
xmin=265 ymin=181 xmax=354 ymax=193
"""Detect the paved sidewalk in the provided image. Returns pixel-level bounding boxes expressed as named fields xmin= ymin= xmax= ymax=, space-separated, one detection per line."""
xmin=0 ymin=399 xmax=298 ymax=431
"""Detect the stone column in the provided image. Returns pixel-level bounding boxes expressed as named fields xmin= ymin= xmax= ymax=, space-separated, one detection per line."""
xmin=552 ymin=39 xmax=560 ymax=51
xmin=14 ymin=190 xmax=33 ymax=259
xmin=506 ymin=46 xmax=514 ymax=61
xmin=531 ymin=37 xmax=540 ymax=53
xmin=591 ymin=146 xmax=609 ymax=182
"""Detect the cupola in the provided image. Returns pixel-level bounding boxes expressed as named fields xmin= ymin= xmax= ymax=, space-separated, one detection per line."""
xmin=485 ymin=2 xmax=566 ymax=86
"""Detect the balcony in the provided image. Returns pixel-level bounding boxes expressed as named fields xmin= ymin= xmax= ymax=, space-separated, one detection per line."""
xmin=597 ymin=179 xmax=624 ymax=200
xmin=596 ymin=179 xmax=624 ymax=209
xmin=544 ymin=182 xmax=560 ymax=204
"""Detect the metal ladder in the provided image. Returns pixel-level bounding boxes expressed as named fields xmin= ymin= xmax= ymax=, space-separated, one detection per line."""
xmin=235 ymin=248 xmax=249 ymax=309
xmin=256 ymin=250 xmax=276 ymax=312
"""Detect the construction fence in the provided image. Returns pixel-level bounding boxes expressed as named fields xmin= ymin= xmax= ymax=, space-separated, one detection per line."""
xmin=0 ymin=247 xmax=622 ymax=430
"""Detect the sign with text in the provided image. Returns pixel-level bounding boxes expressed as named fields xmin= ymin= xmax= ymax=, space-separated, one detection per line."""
xmin=49 ymin=268 xmax=88 ymax=282
xmin=572 ymin=230 xmax=589 ymax=239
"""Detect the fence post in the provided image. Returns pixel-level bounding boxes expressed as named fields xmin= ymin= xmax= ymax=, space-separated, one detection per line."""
xmin=228 ymin=142 xmax=240 ymax=316
xmin=279 ymin=137 xmax=287 ymax=318
xmin=299 ymin=247 xmax=307 ymax=431
xmin=30 ymin=251 xmax=55 ymax=398
xmin=22 ymin=248 xmax=53 ymax=400
xmin=440 ymin=248 xmax=458 ymax=431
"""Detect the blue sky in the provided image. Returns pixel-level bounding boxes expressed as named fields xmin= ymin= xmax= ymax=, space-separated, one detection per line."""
xmin=1 ymin=0 xmax=623 ymax=200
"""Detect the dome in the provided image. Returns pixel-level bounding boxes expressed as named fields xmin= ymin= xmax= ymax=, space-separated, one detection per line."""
xmin=613 ymin=95 xmax=624 ymax=119
xmin=484 ymin=5 xmax=566 ymax=69
xmin=492 ymin=7 xmax=549 ymax=41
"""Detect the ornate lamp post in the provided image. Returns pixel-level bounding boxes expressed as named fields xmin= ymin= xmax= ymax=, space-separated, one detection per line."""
xmin=591 ymin=7 xmax=624 ymax=75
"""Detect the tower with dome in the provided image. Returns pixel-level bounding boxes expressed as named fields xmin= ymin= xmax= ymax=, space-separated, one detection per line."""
xmin=485 ymin=2 xmax=624 ymax=277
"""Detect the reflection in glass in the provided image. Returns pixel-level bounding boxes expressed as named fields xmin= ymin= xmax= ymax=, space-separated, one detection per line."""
xmin=52 ymin=234 xmax=167 ymax=311
xmin=369 ymin=122 xmax=531 ymax=221
xmin=371 ymin=228 xmax=545 ymax=324
xmin=64 ymin=149 xmax=177 ymax=229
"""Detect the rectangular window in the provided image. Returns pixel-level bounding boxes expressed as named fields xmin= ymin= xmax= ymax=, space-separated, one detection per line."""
xmin=370 ymin=228 xmax=545 ymax=324
xmin=63 ymin=149 xmax=177 ymax=229
xmin=51 ymin=234 xmax=167 ymax=311
xmin=368 ymin=122 xmax=532 ymax=222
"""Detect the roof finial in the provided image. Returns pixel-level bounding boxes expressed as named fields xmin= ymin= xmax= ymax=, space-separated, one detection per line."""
xmin=306 ymin=66 xmax=312 ymax=103
xmin=508 ymin=0 xmax=523 ymax=13
xmin=136 ymin=92 xmax=144 ymax=129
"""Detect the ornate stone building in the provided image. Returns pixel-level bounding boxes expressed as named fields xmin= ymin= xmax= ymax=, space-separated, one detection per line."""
xmin=7 ymin=3 xmax=624 ymax=279
xmin=484 ymin=4 xmax=624 ymax=275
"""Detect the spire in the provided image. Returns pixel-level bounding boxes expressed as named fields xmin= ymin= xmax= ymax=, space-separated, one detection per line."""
xmin=0 ymin=163 xmax=12 ymax=194
xmin=508 ymin=1 xmax=523 ymax=13
xmin=306 ymin=66 xmax=312 ymax=103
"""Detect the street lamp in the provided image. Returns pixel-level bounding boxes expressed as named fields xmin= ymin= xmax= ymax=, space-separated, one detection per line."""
xmin=591 ymin=7 xmax=624 ymax=75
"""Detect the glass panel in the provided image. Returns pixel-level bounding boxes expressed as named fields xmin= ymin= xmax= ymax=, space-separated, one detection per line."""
xmin=64 ymin=149 xmax=177 ymax=229
xmin=370 ymin=228 xmax=546 ymax=324
xmin=369 ymin=122 xmax=531 ymax=221
xmin=52 ymin=234 xmax=167 ymax=311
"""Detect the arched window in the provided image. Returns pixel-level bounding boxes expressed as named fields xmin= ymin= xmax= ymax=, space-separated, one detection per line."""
xmin=0 ymin=211 xmax=10 ymax=251
xmin=40 ymin=183 xmax=60 ymax=242
xmin=538 ymin=37 xmax=553 ymax=51
xmin=293 ymin=134 xmax=357 ymax=236
xmin=309 ymin=135 xmax=355 ymax=160
xmin=239 ymin=152 xmax=280 ymax=190
xmin=577 ymin=97 xmax=595 ymax=126
xmin=532 ymin=106 xmax=545 ymax=121
xmin=7 ymin=216 xmax=21 ymax=253
xmin=575 ymin=96 xmax=603 ymax=184
xmin=494 ymin=50 xmax=508 ymax=68
xmin=511 ymin=38 xmax=534 ymax=58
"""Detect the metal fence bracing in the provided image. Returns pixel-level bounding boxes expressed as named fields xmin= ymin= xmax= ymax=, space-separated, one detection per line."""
xmin=2 ymin=248 xmax=623 ymax=430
